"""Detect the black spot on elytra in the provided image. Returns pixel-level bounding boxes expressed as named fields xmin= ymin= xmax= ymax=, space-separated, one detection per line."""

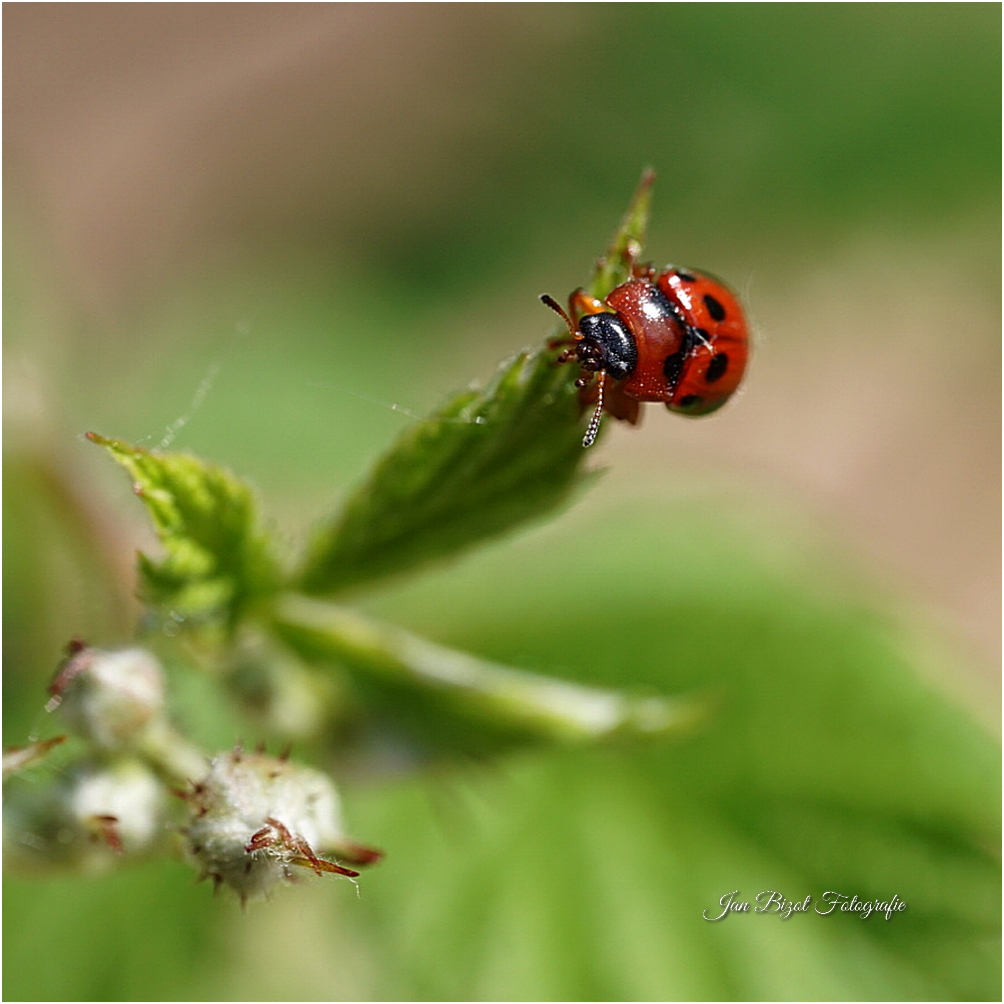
xmin=692 ymin=327 xmax=711 ymax=347
xmin=703 ymin=294 xmax=726 ymax=321
xmin=663 ymin=348 xmax=687 ymax=389
xmin=679 ymin=394 xmax=702 ymax=409
xmin=706 ymin=352 xmax=729 ymax=384
xmin=675 ymin=269 xmax=696 ymax=282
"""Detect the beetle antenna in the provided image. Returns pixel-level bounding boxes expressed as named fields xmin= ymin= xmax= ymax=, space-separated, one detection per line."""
xmin=582 ymin=372 xmax=606 ymax=448
xmin=540 ymin=293 xmax=576 ymax=335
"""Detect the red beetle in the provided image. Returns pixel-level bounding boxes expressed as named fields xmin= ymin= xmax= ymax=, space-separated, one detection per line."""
xmin=543 ymin=262 xmax=750 ymax=446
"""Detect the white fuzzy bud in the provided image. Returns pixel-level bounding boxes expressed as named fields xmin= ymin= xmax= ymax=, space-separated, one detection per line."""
xmin=4 ymin=758 xmax=168 ymax=869
xmin=68 ymin=759 xmax=166 ymax=856
xmin=47 ymin=644 xmax=166 ymax=750
xmin=184 ymin=748 xmax=378 ymax=904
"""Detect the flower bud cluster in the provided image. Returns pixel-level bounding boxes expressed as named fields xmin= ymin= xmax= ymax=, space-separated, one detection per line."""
xmin=5 ymin=644 xmax=173 ymax=868
xmin=6 ymin=643 xmax=382 ymax=898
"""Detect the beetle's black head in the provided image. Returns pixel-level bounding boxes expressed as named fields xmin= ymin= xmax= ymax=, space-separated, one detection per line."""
xmin=577 ymin=313 xmax=637 ymax=380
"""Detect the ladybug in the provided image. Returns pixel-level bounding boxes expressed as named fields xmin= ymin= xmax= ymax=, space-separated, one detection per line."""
xmin=542 ymin=261 xmax=749 ymax=446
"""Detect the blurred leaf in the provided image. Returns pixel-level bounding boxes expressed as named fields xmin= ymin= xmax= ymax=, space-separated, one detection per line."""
xmin=87 ymin=434 xmax=280 ymax=633
xmin=2 ymin=862 xmax=222 ymax=1002
xmin=272 ymin=593 xmax=701 ymax=755
xmin=296 ymin=169 xmax=658 ymax=598
xmin=353 ymin=741 xmax=999 ymax=1001
xmin=343 ymin=500 xmax=1000 ymax=1000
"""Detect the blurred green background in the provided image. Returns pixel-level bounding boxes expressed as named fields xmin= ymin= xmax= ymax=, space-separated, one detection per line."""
xmin=4 ymin=5 xmax=1000 ymax=1001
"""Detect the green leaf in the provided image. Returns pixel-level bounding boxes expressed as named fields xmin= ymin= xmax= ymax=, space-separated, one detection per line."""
xmin=296 ymin=347 xmax=589 ymax=595
xmin=87 ymin=434 xmax=279 ymax=632
xmin=297 ymin=170 xmax=657 ymax=597
xmin=272 ymin=594 xmax=701 ymax=752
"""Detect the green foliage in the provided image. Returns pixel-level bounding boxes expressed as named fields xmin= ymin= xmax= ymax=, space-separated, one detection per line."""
xmin=84 ymin=175 xmax=660 ymax=624
xmin=7 ymin=158 xmax=998 ymax=1002
xmin=81 ymin=176 xmax=677 ymax=750
xmin=79 ymin=175 xmax=680 ymax=764
xmin=85 ymin=434 xmax=280 ymax=633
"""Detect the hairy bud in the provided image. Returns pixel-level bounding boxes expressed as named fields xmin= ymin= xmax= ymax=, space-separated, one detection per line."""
xmin=47 ymin=644 xmax=166 ymax=750
xmin=68 ymin=759 xmax=167 ymax=857
xmin=4 ymin=758 xmax=167 ymax=869
xmin=183 ymin=747 xmax=382 ymax=904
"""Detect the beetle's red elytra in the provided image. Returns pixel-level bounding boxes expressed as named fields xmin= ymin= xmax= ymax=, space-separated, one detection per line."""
xmin=543 ymin=260 xmax=750 ymax=446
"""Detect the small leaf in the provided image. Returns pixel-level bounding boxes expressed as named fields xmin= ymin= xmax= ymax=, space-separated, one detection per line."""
xmin=87 ymin=434 xmax=279 ymax=632
xmin=272 ymin=594 xmax=701 ymax=752
xmin=296 ymin=348 xmax=589 ymax=596
xmin=297 ymin=170 xmax=657 ymax=596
